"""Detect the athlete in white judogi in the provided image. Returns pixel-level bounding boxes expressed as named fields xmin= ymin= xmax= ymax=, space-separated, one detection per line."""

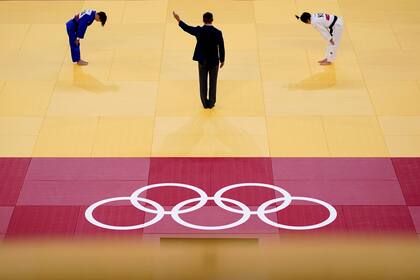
xmin=296 ymin=12 xmax=344 ymax=65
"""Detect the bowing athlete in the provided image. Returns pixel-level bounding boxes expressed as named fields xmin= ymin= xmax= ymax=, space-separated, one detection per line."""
xmin=66 ymin=9 xmax=107 ymax=65
xmin=296 ymin=12 xmax=344 ymax=65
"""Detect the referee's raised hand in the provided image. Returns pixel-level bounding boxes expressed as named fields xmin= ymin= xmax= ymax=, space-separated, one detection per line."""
xmin=173 ymin=11 xmax=180 ymax=22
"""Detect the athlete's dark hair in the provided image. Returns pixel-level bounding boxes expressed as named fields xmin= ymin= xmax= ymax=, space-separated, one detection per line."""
xmin=203 ymin=12 xmax=213 ymax=24
xmin=295 ymin=12 xmax=311 ymax=23
xmin=97 ymin=11 xmax=107 ymax=26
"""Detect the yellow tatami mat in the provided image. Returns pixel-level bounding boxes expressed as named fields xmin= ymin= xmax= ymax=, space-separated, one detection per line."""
xmin=1 ymin=0 xmax=420 ymax=157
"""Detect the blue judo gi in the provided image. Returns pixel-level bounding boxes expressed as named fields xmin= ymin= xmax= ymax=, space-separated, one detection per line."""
xmin=66 ymin=9 xmax=96 ymax=62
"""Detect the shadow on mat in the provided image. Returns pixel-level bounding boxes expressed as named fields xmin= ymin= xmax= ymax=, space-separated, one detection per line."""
xmin=289 ymin=65 xmax=336 ymax=91
xmin=72 ymin=65 xmax=118 ymax=94
xmin=154 ymin=111 xmax=263 ymax=156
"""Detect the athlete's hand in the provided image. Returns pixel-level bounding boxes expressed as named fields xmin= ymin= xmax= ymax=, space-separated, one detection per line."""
xmin=220 ymin=62 xmax=224 ymax=68
xmin=173 ymin=11 xmax=180 ymax=22
xmin=75 ymin=39 xmax=80 ymax=45
xmin=330 ymin=39 xmax=335 ymax=45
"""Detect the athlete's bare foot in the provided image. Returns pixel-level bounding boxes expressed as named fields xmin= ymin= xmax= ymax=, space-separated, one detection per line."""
xmin=318 ymin=58 xmax=327 ymax=63
xmin=77 ymin=60 xmax=88 ymax=66
xmin=319 ymin=61 xmax=332 ymax=66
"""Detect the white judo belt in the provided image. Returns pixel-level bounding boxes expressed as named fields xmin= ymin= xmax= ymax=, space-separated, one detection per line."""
xmin=85 ymin=183 xmax=337 ymax=231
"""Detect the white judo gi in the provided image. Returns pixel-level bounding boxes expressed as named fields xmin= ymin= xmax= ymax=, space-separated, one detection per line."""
xmin=311 ymin=13 xmax=344 ymax=62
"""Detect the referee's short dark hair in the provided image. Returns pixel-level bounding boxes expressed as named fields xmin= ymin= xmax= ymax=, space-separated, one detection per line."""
xmin=203 ymin=12 xmax=213 ymax=24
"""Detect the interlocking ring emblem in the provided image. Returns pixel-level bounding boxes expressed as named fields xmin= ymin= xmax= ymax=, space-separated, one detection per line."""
xmin=85 ymin=183 xmax=337 ymax=231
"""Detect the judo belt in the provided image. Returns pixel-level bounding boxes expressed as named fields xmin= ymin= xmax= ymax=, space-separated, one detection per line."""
xmin=329 ymin=16 xmax=338 ymax=36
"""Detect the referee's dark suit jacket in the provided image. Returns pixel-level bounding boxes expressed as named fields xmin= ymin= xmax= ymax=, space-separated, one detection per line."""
xmin=178 ymin=20 xmax=225 ymax=108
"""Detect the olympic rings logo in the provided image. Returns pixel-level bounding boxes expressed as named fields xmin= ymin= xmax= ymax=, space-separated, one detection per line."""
xmin=85 ymin=183 xmax=337 ymax=231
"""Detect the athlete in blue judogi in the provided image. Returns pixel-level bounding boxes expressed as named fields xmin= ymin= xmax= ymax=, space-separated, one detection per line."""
xmin=66 ymin=9 xmax=107 ymax=65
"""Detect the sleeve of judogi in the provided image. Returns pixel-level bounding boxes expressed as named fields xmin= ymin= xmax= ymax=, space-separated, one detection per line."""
xmin=76 ymin=11 xmax=95 ymax=39
xmin=312 ymin=22 xmax=332 ymax=41
xmin=76 ymin=18 xmax=89 ymax=39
